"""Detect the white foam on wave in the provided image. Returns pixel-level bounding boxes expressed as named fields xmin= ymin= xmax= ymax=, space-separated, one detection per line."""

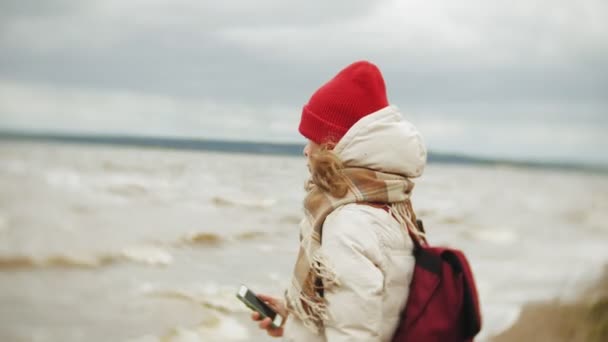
xmin=140 ymin=283 xmax=248 ymax=314
xmin=0 ymin=251 xmax=118 ymax=269
xmin=0 ymin=245 xmax=173 ymax=269
xmin=175 ymin=230 xmax=270 ymax=247
xmin=101 ymin=173 xmax=173 ymax=197
xmin=121 ymin=245 xmax=173 ymax=266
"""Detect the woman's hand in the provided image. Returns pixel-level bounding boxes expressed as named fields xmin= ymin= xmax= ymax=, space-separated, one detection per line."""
xmin=249 ymin=293 xmax=288 ymax=338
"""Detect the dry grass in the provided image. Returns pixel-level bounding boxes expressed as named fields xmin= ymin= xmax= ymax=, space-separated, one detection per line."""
xmin=492 ymin=267 xmax=608 ymax=342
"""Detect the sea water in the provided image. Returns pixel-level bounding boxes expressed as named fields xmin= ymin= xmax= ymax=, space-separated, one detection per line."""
xmin=1 ymin=142 xmax=607 ymax=341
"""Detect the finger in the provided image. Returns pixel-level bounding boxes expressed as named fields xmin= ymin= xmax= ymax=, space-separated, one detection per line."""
xmin=258 ymin=297 xmax=280 ymax=311
xmin=258 ymin=317 xmax=271 ymax=330
xmin=251 ymin=312 xmax=260 ymax=321
xmin=268 ymin=328 xmax=283 ymax=337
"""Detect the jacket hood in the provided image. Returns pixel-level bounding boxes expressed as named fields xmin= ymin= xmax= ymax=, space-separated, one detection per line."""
xmin=333 ymin=106 xmax=427 ymax=178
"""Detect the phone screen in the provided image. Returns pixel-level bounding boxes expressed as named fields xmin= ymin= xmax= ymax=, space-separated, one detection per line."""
xmin=237 ymin=285 xmax=282 ymax=327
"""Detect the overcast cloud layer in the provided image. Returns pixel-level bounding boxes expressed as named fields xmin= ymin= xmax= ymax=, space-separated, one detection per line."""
xmin=1 ymin=0 xmax=607 ymax=164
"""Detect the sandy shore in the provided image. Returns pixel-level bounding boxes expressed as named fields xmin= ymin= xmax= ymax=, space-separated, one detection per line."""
xmin=492 ymin=266 xmax=608 ymax=342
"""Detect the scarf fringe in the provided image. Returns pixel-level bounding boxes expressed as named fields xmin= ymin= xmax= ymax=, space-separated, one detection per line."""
xmin=286 ymin=251 xmax=340 ymax=333
xmin=312 ymin=252 xmax=341 ymax=289
xmin=389 ymin=202 xmax=426 ymax=245
xmin=290 ymin=290 xmax=328 ymax=333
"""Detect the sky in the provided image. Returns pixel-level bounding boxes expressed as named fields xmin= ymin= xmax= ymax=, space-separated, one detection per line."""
xmin=0 ymin=0 xmax=607 ymax=165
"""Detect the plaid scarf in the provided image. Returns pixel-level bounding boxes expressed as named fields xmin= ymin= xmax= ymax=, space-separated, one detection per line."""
xmin=284 ymin=167 xmax=421 ymax=333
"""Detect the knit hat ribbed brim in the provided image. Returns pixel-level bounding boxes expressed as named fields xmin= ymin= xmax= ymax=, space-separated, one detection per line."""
xmin=298 ymin=61 xmax=389 ymax=144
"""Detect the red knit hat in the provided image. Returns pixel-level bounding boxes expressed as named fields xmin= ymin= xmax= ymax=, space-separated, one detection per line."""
xmin=298 ymin=60 xmax=389 ymax=144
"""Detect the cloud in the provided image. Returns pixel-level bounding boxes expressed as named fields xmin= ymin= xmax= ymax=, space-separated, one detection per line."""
xmin=0 ymin=0 xmax=382 ymax=51
xmin=0 ymin=0 xmax=606 ymax=163
xmin=2 ymin=79 xmax=606 ymax=164
xmin=415 ymin=115 xmax=608 ymax=164
xmin=0 ymin=80 xmax=300 ymax=141
xmin=219 ymin=0 xmax=608 ymax=67
xmin=1 ymin=0 xmax=606 ymax=105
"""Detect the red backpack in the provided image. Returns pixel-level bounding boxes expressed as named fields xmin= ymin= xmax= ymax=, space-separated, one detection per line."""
xmin=391 ymin=219 xmax=482 ymax=342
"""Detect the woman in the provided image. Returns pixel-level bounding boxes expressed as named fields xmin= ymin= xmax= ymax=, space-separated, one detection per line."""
xmin=251 ymin=61 xmax=427 ymax=341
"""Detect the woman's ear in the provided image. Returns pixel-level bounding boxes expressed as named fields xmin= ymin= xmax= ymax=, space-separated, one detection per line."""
xmin=324 ymin=141 xmax=336 ymax=150
xmin=303 ymin=142 xmax=311 ymax=157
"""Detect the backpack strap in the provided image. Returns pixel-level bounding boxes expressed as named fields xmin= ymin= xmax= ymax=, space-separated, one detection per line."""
xmin=439 ymin=248 xmax=483 ymax=337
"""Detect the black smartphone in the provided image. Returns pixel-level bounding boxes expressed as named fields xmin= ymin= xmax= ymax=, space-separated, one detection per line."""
xmin=236 ymin=285 xmax=284 ymax=328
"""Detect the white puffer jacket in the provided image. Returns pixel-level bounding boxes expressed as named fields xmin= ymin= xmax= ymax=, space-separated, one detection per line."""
xmin=283 ymin=106 xmax=427 ymax=342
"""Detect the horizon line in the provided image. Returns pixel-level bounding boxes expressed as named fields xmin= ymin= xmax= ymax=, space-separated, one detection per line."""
xmin=0 ymin=129 xmax=606 ymax=174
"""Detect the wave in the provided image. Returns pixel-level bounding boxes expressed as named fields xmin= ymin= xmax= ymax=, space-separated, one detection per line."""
xmin=127 ymin=315 xmax=249 ymax=342
xmin=0 ymin=254 xmax=117 ymax=269
xmin=106 ymin=183 xmax=148 ymax=197
xmin=101 ymin=173 xmax=171 ymax=198
xmin=140 ymin=284 xmax=248 ymax=315
xmin=234 ymin=231 xmax=268 ymax=240
xmin=211 ymin=196 xmax=276 ymax=209
xmin=179 ymin=232 xmax=224 ymax=245
xmin=102 ymin=160 xmax=186 ymax=177
xmin=0 ymin=245 xmax=173 ymax=270
xmin=0 ymin=229 xmax=275 ymax=270
xmin=178 ymin=231 xmax=269 ymax=246
xmin=121 ymin=245 xmax=173 ymax=266
xmin=134 ymin=283 xmax=257 ymax=341
xmin=438 ymin=215 xmax=467 ymax=225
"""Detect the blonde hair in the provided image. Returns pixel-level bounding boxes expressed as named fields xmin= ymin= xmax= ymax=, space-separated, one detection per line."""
xmin=308 ymin=144 xmax=349 ymax=198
